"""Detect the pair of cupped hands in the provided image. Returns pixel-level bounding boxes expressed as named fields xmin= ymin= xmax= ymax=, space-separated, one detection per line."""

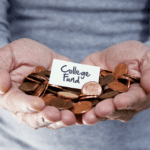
xmin=0 ymin=38 xmax=150 ymax=130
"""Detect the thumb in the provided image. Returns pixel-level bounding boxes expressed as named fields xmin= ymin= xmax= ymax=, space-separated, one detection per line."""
xmin=140 ymin=50 xmax=150 ymax=94
xmin=0 ymin=69 xmax=11 ymax=94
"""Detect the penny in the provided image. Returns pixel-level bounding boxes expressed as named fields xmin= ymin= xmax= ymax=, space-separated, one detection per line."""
xmin=40 ymin=80 xmax=49 ymax=97
xmin=103 ymin=85 xmax=109 ymax=91
xmin=127 ymin=80 xmax=131 ymax=88
xmin=19 ymin=82 xmax=39 ymax=92
xmin=91 ymin=99 xmax=99 ymax=106
xmin=72 ymin=101 xmax=93 ymax=114
xmin=42 ymin=93 xmax=56 ymax=105
xmin=47 ymin=88 xmax=58 ymax=94
xmin=33 ymin=80 xmax=48 ymax=97
xmin=49 ymin=97 xmax=64 ymax=109
xmin=33 ymin=66 xmax=46 ymax=73
xmin=63 ymin=87 xmax=81 ymax=95
xmin=99 ymin=90 xmax=120 ymax=99
xmin=118 ymin=75 xmax=135 ymax=82
xmin=81 ymin=81 xmax=102 ymax=96
xmin=79 ymin=95 xmax=99 ymax=100
xmin=61 ymin=99 xmax=74 ymax=110
xmin=118 ymin=78 xmax=129 ymax=86
xmin=125 ymin=74 xmax=140 ymax=83
xmin=100 ymin=69 xmax=112 ymax=77
xmin=57 ymin=91 xmax=79 ymax=99
xmin=113 ymin=63 xmax=128 ymax=79
xmin=108 ymin=81 xmax=128 ymax=92
xmin=18 ymin=63 xmax=141 ymax=115
xmin=24 ymin=76 xmax=41 ymax=84
xmin=99 ymin=74 xmax=115 ymax=86
xmin=28 ymin=73 xmax=46 ymax=82
xmin=44 ymin=71 xmax=51 ymax=77
xmin=48 ymin=84 xmax=63 ymax=91
xmin=38 ymin=71 xmax=49 ymax=80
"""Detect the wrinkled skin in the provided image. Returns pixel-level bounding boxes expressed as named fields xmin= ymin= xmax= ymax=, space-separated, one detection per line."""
xmin=0 ymin=39 xmax=76 ymax=129
xmin=0 ymin=39 xmax=150 ymax=130
xmin=81 ymin=40 xmax=150 ymax=125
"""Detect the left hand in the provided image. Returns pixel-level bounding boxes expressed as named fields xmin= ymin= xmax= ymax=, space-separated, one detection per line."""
xmin=80 ymin=40 xmax=150 ymax=125
xmin=0 ymin=38 xmax=76 ymax=130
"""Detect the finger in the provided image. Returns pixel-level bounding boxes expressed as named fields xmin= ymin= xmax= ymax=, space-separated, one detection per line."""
xmin=0 ymin=69 xmax=11 ymax=94
xmin=81 ymin=41 xmax=149 ymax=72
xmin=2 ymin=39 xmax=72 ymax=71
xmin=47 ymin=110 xmax=76 ymax=130
xmin=107 ymin=109 xmax=137 ymax=122
xmin=141 ymin=51 xmax=150 ymax=94
xmin=82 ymin=108 xmax=99 ymax=125
xmin=61 ymin=110 xmax=76 ymax=126
xmin=14 ymin=106 xmax=61 ymax=129
xmin=94 ymin=98 xmax=115 ymax=117
xmin=113 ymin=84 xmax=147 ymax=110
xmin=1 ymin=88 xmax=45 ymax=113
xmin=99 ymin=117 xmax=108 ymax=121
xmin=104 ymin=41 xmax=149 ymax=72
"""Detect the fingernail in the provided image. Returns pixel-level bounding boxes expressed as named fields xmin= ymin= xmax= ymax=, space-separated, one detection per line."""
xmin=107 ymin=111 xmax=115 ymax=117
xmin=44 ymin=118 xmax=53 ymax=124
xmin=82 ymin=120 xmax=88 ymax=125
xmin=120 ymin=120 xmax=126 ymax=122
xmin=118 ymin=105 xmax=129 ymax=110
xmin=0 ymin=84 xmax=8 ymax=94
xmin=0 ymin=90 xmax=5 ymax=94
xmin=56 ymin=121 xmax=67 ymax=128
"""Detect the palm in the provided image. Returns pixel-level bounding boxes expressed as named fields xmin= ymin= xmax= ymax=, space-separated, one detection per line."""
xmin=81 ymin=40 xmax=150 ymax=124
xmin=0 ymin=39 xmax=76 ymax=129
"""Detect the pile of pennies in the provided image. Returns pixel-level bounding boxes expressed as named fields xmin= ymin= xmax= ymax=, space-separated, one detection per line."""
xmin=19 ymin=63 xmax=140 ymax=116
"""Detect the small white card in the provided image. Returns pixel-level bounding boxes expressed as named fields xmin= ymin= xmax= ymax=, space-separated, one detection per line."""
xmin=49 ymin=59 xmax=100 ymax=89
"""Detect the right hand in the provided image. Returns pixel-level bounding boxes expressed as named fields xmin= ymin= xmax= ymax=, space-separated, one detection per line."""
xmin=0 ymin=38 xmax=76 ymax=130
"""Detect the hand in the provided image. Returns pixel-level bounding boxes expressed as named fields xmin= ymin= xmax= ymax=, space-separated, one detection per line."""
xmin=0 ymin=38 xmax=76 ymax=130
xmin=80 ymin=40 xmax=150 ymax=125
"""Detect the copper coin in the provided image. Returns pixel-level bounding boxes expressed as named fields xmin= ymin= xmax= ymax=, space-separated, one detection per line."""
xmin=108 ymin=81 xmax=128 ymax=92
xmin=33 ymin=80 xmax=48 ymax=97
xmin=125 ymin=74 xmax=140 ymax=83
xmin=99 ymin=90 xmax=120 ymax=99
xmin=118 ymin=75 xmax=135 ymax=82
xmin=38 ymin=71 xmax=49 ymax=80
xmin=48 ymin=84 xmax=63 ymax=90
xmin=113 ymin=63 xmax=128 ymax=78
xmin=44 ymin=70 xmax=51 ymax=77
xmin=91 ymin=99 xmax=99 ymax=106
xmin=49 ymin=97 xmax=64 ymax=109
xmin=99 ymin=74 xmax=115 ymax=86
xmin=47 ymin=88 xmax=58 ymax=94
xmin=61 ymin=99 xmax=74 ymax=110
xmin=63 ymin=87 xmax=81 ymax=95
xmin=19 ymin=82 xmax=39 ymax=92
xmin=72 ymin=101 xmax=93 ymax=114
xmin=118 ymin=78 xmax=129 ymax=86
xmin=42 ymin=94 xmax=56 ymax=105
xmin=33 ymin=66 xmax=46 ymax=73
xmin=40 ymin=80 xmax=49 ymax=97
xmin=100 ymin=69 xmax=112 ymax=77
xmin=28 ymin=73 xmax=46 ymax=82
xmin=24 ymin=76 xmax=41 ymax=84
xmin=81 ymin=81 xmax=102 ymax=96
xmin=79 ymin=95 xmax=99 ymax=100
xmin=127 ymin=80 xmax=131 ymax=88
xmin=57 ymin=91 xmax=79 ymax=99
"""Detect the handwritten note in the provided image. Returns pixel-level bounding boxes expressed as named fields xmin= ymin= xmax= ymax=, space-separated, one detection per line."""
xmin=49 ymin=59 xmax=100 ymax=89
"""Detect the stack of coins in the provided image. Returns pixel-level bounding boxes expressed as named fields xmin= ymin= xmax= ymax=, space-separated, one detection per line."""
xmin=19 ymin=63 xmax=140 ymax=115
